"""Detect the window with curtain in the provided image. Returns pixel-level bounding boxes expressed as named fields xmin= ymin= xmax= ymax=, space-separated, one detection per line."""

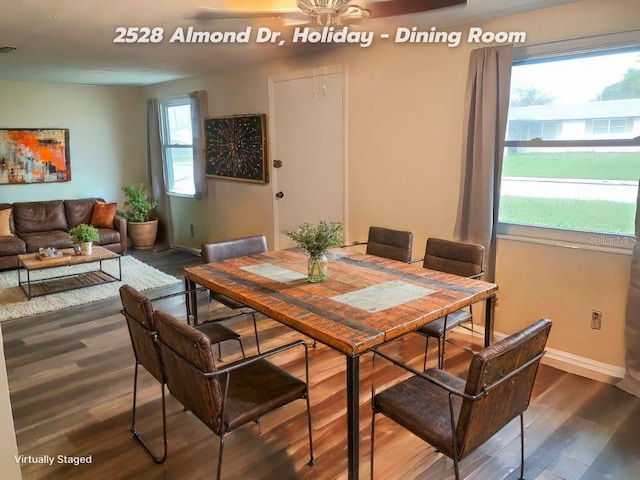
xmin=499 ymin=46 xmax=640 ymax=247
xmin=159 ymin=96 xmax=196 ymax=196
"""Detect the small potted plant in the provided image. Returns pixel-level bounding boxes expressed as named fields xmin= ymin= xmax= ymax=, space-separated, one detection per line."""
xmin=284 ymin=221 xmax=343 ymax=283
xmin=69 ymin=223 xmax=99 ymax=255
xmin=118 ymin=183 xmax=159 ymax=249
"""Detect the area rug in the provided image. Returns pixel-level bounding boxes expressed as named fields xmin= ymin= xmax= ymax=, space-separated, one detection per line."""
xmin=0 ymin=255 xmax=180 ymax=322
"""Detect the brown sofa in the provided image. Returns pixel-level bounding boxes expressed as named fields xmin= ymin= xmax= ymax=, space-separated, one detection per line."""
xmin=0 ymin=198 xmax=127 ymax=270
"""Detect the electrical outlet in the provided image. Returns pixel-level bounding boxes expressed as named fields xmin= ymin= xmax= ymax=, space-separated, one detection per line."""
xmin=591 ymin=310 xmax=602 ymax=330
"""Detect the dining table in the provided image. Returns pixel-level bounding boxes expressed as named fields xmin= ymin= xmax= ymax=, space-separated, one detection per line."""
xmin=183 ymin=247 xmax=498 ymax=479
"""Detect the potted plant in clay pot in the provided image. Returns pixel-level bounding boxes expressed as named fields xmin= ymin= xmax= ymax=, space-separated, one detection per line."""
xmin=118 ymin=183 xmax=159 ymax=250
xmin=69 ymin=223 xmax=99 ymax=255
xmin=284 ymin=221 xmax=343 ymax=283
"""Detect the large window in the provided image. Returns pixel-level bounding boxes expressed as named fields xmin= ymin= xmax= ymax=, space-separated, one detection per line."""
xmin=499 ymin=47 xmax=640 ymax=244
xmin=159 ymin=96 xmax=195 ymax=196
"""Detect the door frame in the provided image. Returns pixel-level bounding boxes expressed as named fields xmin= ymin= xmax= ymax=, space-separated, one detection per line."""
xmin=267 ymin=64 xmax=349 ymax=250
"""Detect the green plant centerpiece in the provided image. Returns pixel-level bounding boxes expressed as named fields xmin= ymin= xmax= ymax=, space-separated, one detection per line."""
xmin=284 ymin=221 xmax=343 ymax=283
xmin=119 ymin=183 xmax=159 ymax=249
xmin=69 ymin=223 xmax=99 ymax=255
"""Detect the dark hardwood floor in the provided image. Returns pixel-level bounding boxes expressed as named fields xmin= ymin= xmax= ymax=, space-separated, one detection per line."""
xmin=3 ymin=247 xmax=640 ymax=479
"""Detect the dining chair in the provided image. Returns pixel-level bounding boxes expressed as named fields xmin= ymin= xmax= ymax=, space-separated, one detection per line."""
xmin=344 ymin=226 xmax=413 ymax=263
xmin=371 ymin=318 xmax=552 ymax=480
xmin=119 ymin=284 xmax=244 ymax=463
xmin=415 ymin=237 xmax=484 ymax=369
xmin=201 ymin=234 xmax=267 ymax=353
xmin=153 ymin=309 xmax=315 ymax=480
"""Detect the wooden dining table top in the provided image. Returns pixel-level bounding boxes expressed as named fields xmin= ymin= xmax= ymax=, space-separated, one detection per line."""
xmin=183 ymin=248 xmax=498 ymax=357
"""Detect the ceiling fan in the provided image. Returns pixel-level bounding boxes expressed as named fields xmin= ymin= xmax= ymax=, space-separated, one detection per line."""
xmin=191 ymin=0 xmax=467 ymax=28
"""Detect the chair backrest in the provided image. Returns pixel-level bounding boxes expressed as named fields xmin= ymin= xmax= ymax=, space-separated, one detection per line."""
xmin=153 ymin=309 xmax=224 ymax=434
xmin=422 ymin=237 xmax=484 ymax=278
xmin=201 ymin=234 xmax=268 ymax=263
xmin=455 ymin=318 xmax=552 ymax=459
xmin=366 ymin=226 xmax=413 ymax=263
xmin=119 ymin=284 xmax=163 ymax=383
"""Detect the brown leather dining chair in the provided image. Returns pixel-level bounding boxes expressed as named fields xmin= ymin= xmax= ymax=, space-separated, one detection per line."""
xmin=371 ymin=318 xmax=552 ymax=480
xmin=119 ymin=284 xmax=244 ymax=463
xmin=415 ymin=237 xmax=484 ymax=370
xmin=153 ymin=309 xmax=315 ymax=480
xmin=201 ymin=234 xmax=268 ymax=353
xmin=366 ymin=226 xmax=413 ymax=263
xmin=344 ymin=226 xmax=414 ymax=263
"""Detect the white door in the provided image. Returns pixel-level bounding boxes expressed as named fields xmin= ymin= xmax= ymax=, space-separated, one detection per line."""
xmin=270 ymin=68 xmax=345 ymax=249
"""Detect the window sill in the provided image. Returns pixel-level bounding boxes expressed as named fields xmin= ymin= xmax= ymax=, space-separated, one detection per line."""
xmin=167 ymin=191 xmax=199 ymax=199
xmin=497 ymin=223 xmax=635 ymax=255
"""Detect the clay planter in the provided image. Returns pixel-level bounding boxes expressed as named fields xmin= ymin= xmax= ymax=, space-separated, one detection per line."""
xmin=127 ymin=218 xmax=158 ymax=250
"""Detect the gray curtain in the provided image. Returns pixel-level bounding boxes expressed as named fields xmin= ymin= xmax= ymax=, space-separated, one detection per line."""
xmin=147 ymin=97 xmax=173 ymax=246
xmin=618 ymin=186 xmax=640 ymax=397
xmin=189 ymin=90 xmax=209 ymax=199
xmin=454 ymin=45 xmax=513 ymax=282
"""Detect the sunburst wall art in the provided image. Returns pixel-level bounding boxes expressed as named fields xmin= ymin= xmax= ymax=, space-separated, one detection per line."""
xmin=0 ymin=128 xmax=71 ymax=185
xmin=204 ymin=114 xmax=268 ymax=184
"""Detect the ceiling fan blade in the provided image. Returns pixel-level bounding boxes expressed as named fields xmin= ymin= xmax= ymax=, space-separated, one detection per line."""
xmin=368 ymin=0 xmax=466 ymax=18
xmin=189 ymin=7 xmax=301 ymax=21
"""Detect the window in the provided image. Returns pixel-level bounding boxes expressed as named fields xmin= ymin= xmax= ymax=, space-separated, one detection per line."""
xmin=589 ymin=118 xmax=632 ymax=135
xmin=159 ymin=96 xmax=195 ymax=196
xmin=499 ymin=47 xmax=640 ymax=245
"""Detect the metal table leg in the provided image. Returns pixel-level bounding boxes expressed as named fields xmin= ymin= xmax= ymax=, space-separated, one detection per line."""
xmin=484 ymin=295 xmax=495 ymax=347
xmin=346 ymin=355 xmax=360 ymax=480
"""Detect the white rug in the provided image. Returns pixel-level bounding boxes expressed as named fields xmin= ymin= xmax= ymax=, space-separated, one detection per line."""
xmin=0 ymin=255 xmax=180 ymax=322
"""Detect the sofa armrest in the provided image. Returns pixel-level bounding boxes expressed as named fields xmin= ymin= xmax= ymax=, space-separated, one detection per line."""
xmin=113 ymin=215 xmax=127 ymax=253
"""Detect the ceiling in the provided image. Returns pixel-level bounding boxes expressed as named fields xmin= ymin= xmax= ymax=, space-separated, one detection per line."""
xmin=0 ymin=0 xmax=578 ymax=86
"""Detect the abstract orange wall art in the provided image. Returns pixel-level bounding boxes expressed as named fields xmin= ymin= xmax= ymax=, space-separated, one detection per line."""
xmin=0 ymin=129 xmax=70 ymax=184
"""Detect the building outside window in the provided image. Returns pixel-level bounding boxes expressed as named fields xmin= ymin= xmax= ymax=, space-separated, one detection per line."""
xmin=499 ymin=47 xmax=640 ymax=245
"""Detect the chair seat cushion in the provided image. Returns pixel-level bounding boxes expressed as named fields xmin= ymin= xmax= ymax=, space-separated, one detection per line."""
xmin=211 ymin=292 xmax=249 ymax=311
xmin=196 ymin=320 xmax=241 ymax=343
xmin=417 ymin=310 xmax=471 ymax=338
xmin=374 ymin=368 xmax=465 ymax=457
xmin=224 ymin=358 xmax=307 ymax=431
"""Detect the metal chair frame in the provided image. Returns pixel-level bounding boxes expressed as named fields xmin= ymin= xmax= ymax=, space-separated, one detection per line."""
xmin=155 ymin=328 xmax=315 ymax=479
xmin=120 ymin=286 xmax=245 ymax=464
xmin=416 ymin=238 xmax=484 ymax=370
xmin=371 ymin=349 xmax=544 ymax=480
xmin=201 ymin=235 xmax=268 ymax=354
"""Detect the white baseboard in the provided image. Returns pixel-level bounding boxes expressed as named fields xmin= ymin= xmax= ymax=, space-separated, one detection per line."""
xmin=541 ymin=347 xmax=625 ymax=384
xmin=170 ymin=244 xmax=201 ymax=256
xmin=460 ymin=325 xmax=625 ymax=385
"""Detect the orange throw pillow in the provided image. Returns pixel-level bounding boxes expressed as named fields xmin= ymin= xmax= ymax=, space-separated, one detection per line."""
xmin=0 ymin=208 xmax=12 ymax=236
xmin=90 ymin=201 xmax=117 ymax=228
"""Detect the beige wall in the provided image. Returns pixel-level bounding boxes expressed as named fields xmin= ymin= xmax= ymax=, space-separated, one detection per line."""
xmin=0 ymin=81 xmax=147 ymax=477
xmin=0 ymin=0 xmax=637 ymax=473
xmin=143 ymin=0 xmax=640 ymax=370
xmin=0 ymin=329 xmax=20 ymax=479
xmin=0 ymin=81 xmax=147 ymax=205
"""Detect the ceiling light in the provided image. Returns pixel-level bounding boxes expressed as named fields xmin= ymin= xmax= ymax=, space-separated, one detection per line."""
xmin=296 ymin=0 xmax=370 ymax=27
